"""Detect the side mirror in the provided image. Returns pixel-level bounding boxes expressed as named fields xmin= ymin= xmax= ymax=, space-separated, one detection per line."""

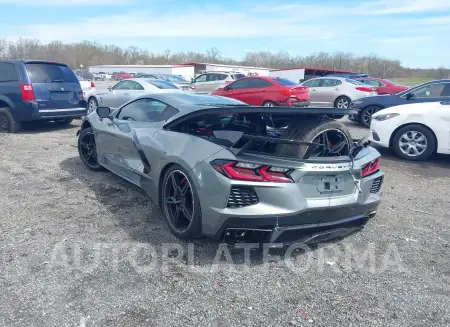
xmin=107 ymin=86 xmax=113 ymax=91
xmin=405 ymin=92 xmax=414 ymax=100
xmin=97 ymin=106 xmax=111 ymax=119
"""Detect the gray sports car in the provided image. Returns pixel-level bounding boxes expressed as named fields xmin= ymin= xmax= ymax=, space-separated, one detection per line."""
xmin=77 ymin=93 xmax=384 ymax=244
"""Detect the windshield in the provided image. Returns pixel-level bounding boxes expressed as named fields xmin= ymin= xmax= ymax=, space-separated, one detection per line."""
xmin=345 ymin=78 xmax=367 ymax=85
xmin=272 ymin=77 xmax=298 ymax=86
xmin=146 ymin=79 xmax=179 ymax=89
xmin=163 ymin=75 xmax=189 ymax=83
xmin=26 ymin=63 xmax=78 ymax=83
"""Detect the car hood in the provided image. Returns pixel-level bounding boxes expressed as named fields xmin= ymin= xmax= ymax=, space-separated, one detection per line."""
xmin=356 ymin=93 xmax=402 ymax=106
xmin=373 ymin=101 xmax=442 ymax=117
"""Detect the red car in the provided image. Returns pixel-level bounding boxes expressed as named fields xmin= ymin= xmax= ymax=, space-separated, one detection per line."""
xmin=355 ymin=77 xmax=409 ymax=95
xmin=211 ymin=76 xmax=309 ymax=107
xmin=113 ymin=72 xmax=132 ymax=81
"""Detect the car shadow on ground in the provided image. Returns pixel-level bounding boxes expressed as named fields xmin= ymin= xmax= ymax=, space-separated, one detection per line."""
xmin=18 ymin=120 xmax=81 ymax=134
xmin=59 ymin=156 xmax=361 ymax=267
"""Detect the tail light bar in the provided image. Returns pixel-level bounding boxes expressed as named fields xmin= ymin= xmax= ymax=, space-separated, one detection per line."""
xmin=90 ymin=81 xmax=95 ymax=88
xmin=361 ymin=157 xmax=380 ymax=177
xmin=210 ymin=159 xmax=294 ymax=183
xmin=355 ymin=86 xmax=374 ymax=93
xmin=20 ymin=84 xmax=35 ymax=101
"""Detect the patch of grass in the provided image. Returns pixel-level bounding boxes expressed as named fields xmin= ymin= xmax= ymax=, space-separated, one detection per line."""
xmin=391 ymin=77 xmax=433 ymax=86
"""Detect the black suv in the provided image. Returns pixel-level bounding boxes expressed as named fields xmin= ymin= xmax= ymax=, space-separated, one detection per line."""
xmin=0 ymin=60 xmax=86 ymax=133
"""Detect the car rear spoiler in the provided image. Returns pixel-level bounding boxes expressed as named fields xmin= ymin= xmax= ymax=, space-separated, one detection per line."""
xmin=163 ymin=106 xmax=358 ymax=130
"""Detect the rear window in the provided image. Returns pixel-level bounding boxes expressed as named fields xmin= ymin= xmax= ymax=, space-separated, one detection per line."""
xmin=345 ymin=78 xmax=366 ymax=86
xmin=232 ymin=74 xmax=246 ymax=80
xmin=384 ymin=79 xmax=400 ymax=86
xmin=272 ymin=78 xmax=298 ymax=86
xmin=146 ymin=80 xmax=178 ymax=89
xmin=26 ymin=63 xmax=78 ymax=83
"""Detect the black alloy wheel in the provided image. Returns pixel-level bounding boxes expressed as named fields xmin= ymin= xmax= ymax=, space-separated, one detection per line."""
xmin=163 ymin=170 xmax=195 ymax=234
xmin=78 ymin=127 xmax=103 ymax=170
xmin=311 ymin=129 xmax=351 ymax=157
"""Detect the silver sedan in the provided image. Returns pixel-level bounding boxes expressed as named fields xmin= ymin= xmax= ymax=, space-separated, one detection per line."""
xmin=301 ymin=77 xmax=377 ymax=108
xmin=86 ymin=78 xmax=183 ymax=114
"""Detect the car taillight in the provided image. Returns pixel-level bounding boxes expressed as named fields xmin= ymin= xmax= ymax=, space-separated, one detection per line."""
xmin=90 ymin=81 xmax=95 ymax=88
xmin=210 ymin=159 xmax=294 ymax=183
xmin=361 ymin=158 xmax=380 ymax=177
xmin=281 ymin=88 xmax=296 ymax=98
xmin=355 ymin=87 xmax=374 ymax=93
xmin=20 ymin=84 xmax=35 ymax=101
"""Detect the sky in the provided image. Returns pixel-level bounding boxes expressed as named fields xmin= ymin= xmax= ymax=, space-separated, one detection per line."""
xmin=1 ymin=0 xmax=449 ymax=68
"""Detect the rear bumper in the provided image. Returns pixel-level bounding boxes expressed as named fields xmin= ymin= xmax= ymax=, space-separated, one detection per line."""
xmin=17 ymin=101 xmax=87 ymax=121
xmin=216 ymin=201 xmax=379 ymax=245
xmin=278 ymin=99 xmax=310 ymax=107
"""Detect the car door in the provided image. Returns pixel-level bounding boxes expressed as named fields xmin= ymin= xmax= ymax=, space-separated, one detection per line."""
xmin=101 ymin=80 xmax=134 ymax=108
xmin=403 ymin=82 xmax=450 ymax=104
xmin=301 ymin=79 xmax=323 ymax=106
xmin=204 ymin=73 xmax=225 ymax=93
xmin=319 ymin=79 xmax=342 ymax=106
xmin=192 ymin=74 xmax=208 ymax=93
xmin=244 ymin=78 xmax=274 ymax=105
xmin=100 ymin=98 xmax=178 ymax=184
xmin=223 ymin=78 xmax=251 ymax=103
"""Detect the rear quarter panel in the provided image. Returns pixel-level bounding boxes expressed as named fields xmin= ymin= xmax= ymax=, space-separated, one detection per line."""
xmin=140 ymin=130 xmax=232 ymax=206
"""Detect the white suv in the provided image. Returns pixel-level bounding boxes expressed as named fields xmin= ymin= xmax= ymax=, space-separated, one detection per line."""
xmin=192 ymin=72 xmax=246 ymax=94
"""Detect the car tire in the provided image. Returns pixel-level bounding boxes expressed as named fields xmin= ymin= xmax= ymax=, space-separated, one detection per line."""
xmin=391 ymin=124 xmax=435 ymax=161
xmin=262 ymin=101 xmax=277 ymax=107
xmin=77 ymin=127 xmax=105 ymax=171
xmin=360 ymin=105 xmax=382 ymax=128
xmin=87 ymin=97 xmax=98 ymax=115
xmin=0 ymin=107 xmax=21 ymax=133
xmin=160 ymin=164 xmax=202 ymax=240
xmin=334 ymin=96 xmax=351 ymax=109
xmin=54 ymin=118 xmax=73 ymax=126
xmin=275 ymin=118 xmax=352 ymax=158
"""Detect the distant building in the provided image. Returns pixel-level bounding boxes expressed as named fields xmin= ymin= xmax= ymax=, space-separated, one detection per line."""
xmin=183 ymin=62 xmax=272 ymax=77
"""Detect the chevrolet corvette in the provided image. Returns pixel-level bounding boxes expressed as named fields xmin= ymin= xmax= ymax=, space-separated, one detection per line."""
xmin=77 ymin=93 xmax=384 ymax=244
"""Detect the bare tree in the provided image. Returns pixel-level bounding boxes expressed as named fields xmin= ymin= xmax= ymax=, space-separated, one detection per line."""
xmin=0 ymin=38 xmax=447 ymax=79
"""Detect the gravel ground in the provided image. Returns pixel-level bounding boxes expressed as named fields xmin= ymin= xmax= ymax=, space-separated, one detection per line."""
xmin=0 ymin=120 xmax=449 ymax=327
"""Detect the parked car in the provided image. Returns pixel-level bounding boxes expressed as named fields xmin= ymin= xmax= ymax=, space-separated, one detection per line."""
xmin=135 ymin=74 xmax=194 ymax=92
xmin=370 ymin=101 xmax=450 ymax=161
xmin=349 ymin=79 xmax=450 ymax=127
xmin=0 ymin=59 xmax=86 ymax=133
xmin=74 ymin=70 xmax=93 ymax=81
xmin=355 ymin=77 xmax=409 ymax=95
xmin=77 ymin=92 xmax=383 ymax=243
xmin=300 ymin=77 xmax=377 ymax=110
xmin=76 ymin=76 xmax=96 ymax=101
xmin=211 ymin=76 xmax=309 ymax=107
xmin=112 ymin=72 xmax=132 ymax=81
xmin=92 ymin=72 xmax=112 ymax=81
xmin=86 ymin=78 xmax=182 ymax=114
xmin=191 ymin=71 xmax=246 ymax=93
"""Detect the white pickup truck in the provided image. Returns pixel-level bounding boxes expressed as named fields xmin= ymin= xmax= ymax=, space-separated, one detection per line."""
xmin=92 ymin=72 xmax=112 ymax=81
